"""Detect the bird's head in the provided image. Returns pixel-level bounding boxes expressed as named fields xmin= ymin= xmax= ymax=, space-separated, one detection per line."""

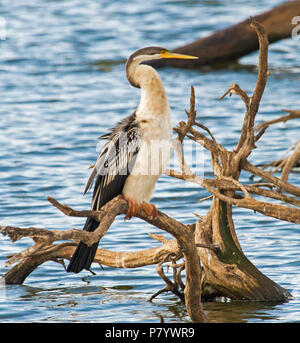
xmin=126 ymin=46 xmax=198 ymax=88
xmin=128 ymin=46 xmax=198 ymax=63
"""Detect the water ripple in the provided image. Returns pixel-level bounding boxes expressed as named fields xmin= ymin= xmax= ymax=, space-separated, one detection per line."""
xmin=0 ymin=0 xmax=299 ymax=323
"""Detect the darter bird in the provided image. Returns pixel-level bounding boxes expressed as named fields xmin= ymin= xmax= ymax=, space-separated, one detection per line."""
xmin=67 ymin=47 xmax=198 ymax=273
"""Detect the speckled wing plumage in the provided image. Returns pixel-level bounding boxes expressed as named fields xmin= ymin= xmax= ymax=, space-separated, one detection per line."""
xmin=67 ymin=112 xmax=141 ymax=273
xmin=85 ymin=112 xmax=141 ymax=209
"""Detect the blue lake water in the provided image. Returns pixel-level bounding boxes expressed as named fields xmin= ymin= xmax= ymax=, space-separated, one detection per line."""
xmin=0 ymin=0 xmax=300 ymax=323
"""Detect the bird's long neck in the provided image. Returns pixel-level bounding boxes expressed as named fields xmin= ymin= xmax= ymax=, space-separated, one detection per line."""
xmin=127 ymin=63 xmax=170 ymax=118
xmin=139 ymin=65 xmax=169 ymax=117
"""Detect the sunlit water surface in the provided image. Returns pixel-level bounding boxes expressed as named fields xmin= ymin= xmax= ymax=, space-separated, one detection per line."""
xmin=0 ymin=0 xmax=299 ymax=323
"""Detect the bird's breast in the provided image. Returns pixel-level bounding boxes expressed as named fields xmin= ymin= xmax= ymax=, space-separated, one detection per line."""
xmin=122 ymin=112 xmax=172 ymax=204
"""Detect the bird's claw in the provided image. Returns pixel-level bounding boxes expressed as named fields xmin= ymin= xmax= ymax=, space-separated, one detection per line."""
xmin=123 ymin=196 xmax=158 ymax=220
xmin=142 ymin=202 xmax=158 ymax=219
xmin=123 ymin=195 xmax=141 ymax=220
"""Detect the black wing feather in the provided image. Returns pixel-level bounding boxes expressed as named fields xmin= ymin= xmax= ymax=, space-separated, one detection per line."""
xmin=67 ymin=112 xmax=141 ymax=273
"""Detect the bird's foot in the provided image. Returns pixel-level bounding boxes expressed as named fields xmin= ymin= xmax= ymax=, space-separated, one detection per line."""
xmin=123 ymin=195 xmax=141 ymax=220
xmin=142 ymin=202 xmax=158 ymax=218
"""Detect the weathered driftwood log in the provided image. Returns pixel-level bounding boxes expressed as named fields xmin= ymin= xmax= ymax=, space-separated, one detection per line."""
xmin=169 ymin=18 xmax=295 ymax=301
xmin=1 ymin=195 xmax=207 ymax=323
xmin=1 ymin=234 xmax=181 ymax=285
xmin=195 ymin=201 xmax=291 ymax=301
xmin=149 ymin=0 xmax=300 ymax=69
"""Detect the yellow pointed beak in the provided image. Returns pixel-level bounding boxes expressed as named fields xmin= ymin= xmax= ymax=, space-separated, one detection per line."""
xmin=160 ymin=51 xmax=198 ymax=60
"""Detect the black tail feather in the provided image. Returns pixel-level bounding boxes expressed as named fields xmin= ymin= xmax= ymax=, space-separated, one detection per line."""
xmin=67 ymin=217 xmax=99 ymax=273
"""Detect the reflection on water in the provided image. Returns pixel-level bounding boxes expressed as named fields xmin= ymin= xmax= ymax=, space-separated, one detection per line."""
xmin=0 ymin=0 xmax=300 ymax=323
xmin=204 ymin=301 xmax=280 ymax=323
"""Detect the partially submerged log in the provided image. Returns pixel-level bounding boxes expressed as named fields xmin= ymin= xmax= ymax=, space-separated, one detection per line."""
xmin=167 ymin=18 xmax=297 ymax=301
xmin=149 ymin=0 xmax=300 ymax=69
xmin=196 ymin=200 xmax=291 ymax=301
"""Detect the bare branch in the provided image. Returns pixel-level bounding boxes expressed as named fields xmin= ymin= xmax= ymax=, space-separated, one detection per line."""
xmin=194 ymin=121 xmax=217 ymax=144
xmin=281 ymin=141 xmax=300 ymax=183
xmin=174 ymin=85 xmax=196 ymax=142
xmin=249 ymin=17 xmax=269 ymax=115
xmin=149 ymin=253 xmax=185 ymax=302
xmin=167 ymin=168 xmax=300 ymax=208
xmin=218 ymin=82 xmax=250 ymax=109
xmin=223 ymin=18 xmax=268 ymax=159
xmin=47 ymin=196 xmax=105 ymax=221
xmin=255 ymin=109 xmax=300 ymax=141
xmin=187 ymin=127 xmax=227 ymax=156
xmin=255 ymin=110 xmax=300 ymax=132
xmin=1 ymin=194 xmax=207 ymax=322
xmin=244 ymin=160 xmax=300 ymax=197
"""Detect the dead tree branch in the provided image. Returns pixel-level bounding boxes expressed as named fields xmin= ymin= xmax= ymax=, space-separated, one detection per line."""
xmin=255 ymin=109 xmax=300 ymax=133
xmin=281 ymin=141 xmax=300 ymax=183
xmin=149 ymin=253 xmax=185 ymax=302
xmin=1 ymin=194 xmax=207 ymax=323
xmin=166 ymin=18 xmax=294 ymax=301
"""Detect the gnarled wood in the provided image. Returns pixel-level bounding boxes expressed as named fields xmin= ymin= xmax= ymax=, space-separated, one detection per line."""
xmin=1 ymin=18 xmax=299 ymax=323
xmin=170 ymin=18 xmax=294 ymax=302
xmin=1 ymin=195 xmax=207 ymax=323
xmin=195 ymin=199 xmax=291 ymax=301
